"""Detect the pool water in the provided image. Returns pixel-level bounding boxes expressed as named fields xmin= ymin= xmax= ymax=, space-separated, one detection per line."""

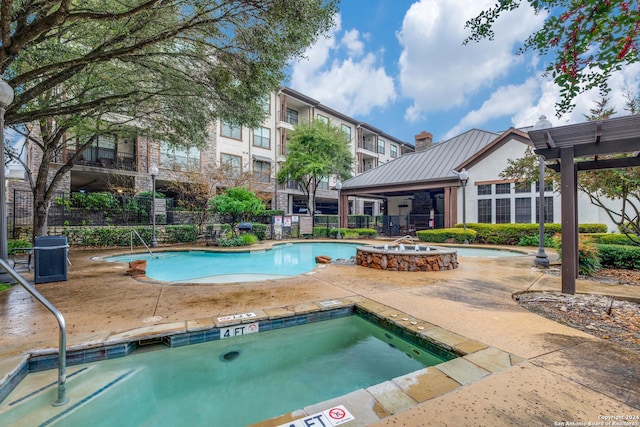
xmin=107 ymin=242 xmax=360 ymax=283
xmin=3 ymin=316 xmax=449 ymax=427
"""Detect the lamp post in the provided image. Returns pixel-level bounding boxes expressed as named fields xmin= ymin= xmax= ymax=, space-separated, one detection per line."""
xmin=0 ymin=79 xmax=15 ymax=263
xmin=531 ymin=115 xmax=552 ymax=267
xmin=458 ymin=168 xmax=469 ymax=231
xmin=149 ymin=165 xmax=159 ymax=247
xmin=335 ymin=181 xmax=342 ymax=239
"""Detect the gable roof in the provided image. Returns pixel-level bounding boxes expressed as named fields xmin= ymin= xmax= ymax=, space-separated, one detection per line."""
xmin=342 ymin=128 xmax=499 ymax=190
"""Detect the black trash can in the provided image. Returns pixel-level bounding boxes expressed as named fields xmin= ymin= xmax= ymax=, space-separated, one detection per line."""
xmin=34 ymin=236 xmax=68 ymax=284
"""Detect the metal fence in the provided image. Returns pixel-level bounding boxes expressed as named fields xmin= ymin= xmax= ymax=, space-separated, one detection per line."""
xmin=312 ymin=213 xmax=445 ymax=236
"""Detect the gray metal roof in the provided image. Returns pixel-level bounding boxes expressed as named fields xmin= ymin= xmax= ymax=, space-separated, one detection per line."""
xmin=342 ymin=128 xmax=499 ymax=190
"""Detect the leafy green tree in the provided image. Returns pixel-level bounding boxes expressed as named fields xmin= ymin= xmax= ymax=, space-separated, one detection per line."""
xmin=465 ymin=0 xmax=640 ymax=114
xmin=0 ymin=0 xmax=337 ymax=237
xmin=208 ymin=187 xmax=265 ymax=235
xmin=276 ymin=120 xmax=354 ymax=216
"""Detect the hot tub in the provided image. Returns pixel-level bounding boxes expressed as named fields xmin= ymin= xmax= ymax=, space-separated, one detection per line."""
xmin=356 ymin=244 xmax=458 ymax=271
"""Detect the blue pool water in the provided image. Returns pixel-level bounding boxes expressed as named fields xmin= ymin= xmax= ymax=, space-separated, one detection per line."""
xmin=107 ymin=242 xmax=360 ymax=283
xmin=1 ymin=316 xmax=451 ymax=427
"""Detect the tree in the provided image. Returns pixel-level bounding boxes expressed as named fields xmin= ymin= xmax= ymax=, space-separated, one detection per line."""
xmin=584 ymin=97 xmax=616 ymax=121
xmin=208 ymin=187 xmax=264 ymax=235
xmin=276 ymin=120 xmax=353 ymax=217
xmin=0 ymin=0 xmax=338 ymax=237
xmin=465 ymin=0 xmax=640 ymax=115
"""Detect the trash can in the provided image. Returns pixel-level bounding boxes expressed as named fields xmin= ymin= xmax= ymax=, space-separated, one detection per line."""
xmin=34 ymin=236 xmax=68 ymax=284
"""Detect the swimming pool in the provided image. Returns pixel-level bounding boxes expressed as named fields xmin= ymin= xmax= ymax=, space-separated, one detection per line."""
xmin=107 ymin=242 xmax=360 ymax=283
xmin=0 ymin=313 xmax=453 ymax=427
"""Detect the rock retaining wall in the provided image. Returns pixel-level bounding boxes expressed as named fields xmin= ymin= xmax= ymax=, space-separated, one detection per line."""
xmin=356 ymin=248 xmax=458 ymax=271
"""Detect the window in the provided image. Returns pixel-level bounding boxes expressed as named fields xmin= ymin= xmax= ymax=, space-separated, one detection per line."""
xmin=515 ymin=198 xmax=531 ymax=223
xmin=253 ymin=127 xmax=270 ymax=149
xmin=285 ymin=108 xmax=298 ymax=125
xmin=221 ymin=122 xmax=242 ymax=140
xmin=253 ymin=160 xmax=271 ymax=183
xmin=536 ymin=196 xmax=554 ymax=223
xmin=317 ymin=114 xmax=329 ymax=124
xmin=260 ymin=95 xmax=270 ymax=114
xmin=477 ymin=184 xmax=492 ymax=195
xmin=221 ymin=153 xmax=242 ymax=177
xmin=495 ymin=198 xmax=511 ymax=223
xmin=160 ymin=142 xmax=200 ymax=171
xmin=377 ymin=139 xmax=385 ymax=154
xmin=317 ymin=176 xmax=329 ymax=190
xmin=342 ymin=124 xmax=352 ymax=142
xmin=496 ymin=183 xmax=511 ymax=194
xmin=390 ymin=144 xmax=398 ymax=158
xmin=535 ymin=181 xmax=554 ymax=192
xmin=478 ymin=199 xmax=492 ymax=223
xmin=515 ymin=182 xmax=530 ymax=193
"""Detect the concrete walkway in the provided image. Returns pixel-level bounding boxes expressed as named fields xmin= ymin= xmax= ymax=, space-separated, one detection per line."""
xmin=0 ymin=243 xmax=639 ymax=426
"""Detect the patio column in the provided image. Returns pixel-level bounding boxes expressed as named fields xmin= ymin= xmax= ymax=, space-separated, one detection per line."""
xmin=560 ymin=147 xmax=577 ymax=294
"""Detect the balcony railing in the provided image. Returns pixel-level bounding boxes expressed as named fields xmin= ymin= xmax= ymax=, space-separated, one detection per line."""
xmin=358 ymin=140 xmax=376 ymax=152
xmin=65 ymin=148 xmax=137 ymax=172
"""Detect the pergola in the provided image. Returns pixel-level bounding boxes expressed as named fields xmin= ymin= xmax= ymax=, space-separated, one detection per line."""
xmin=529 ymin=114 xmax=640 ymax=294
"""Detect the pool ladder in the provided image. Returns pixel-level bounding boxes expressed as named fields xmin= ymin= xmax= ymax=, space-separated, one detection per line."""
xmin=390 ymin=235 xmax=415 ymax=245
xmin=0 ymin=259 xmax=68 ymax=406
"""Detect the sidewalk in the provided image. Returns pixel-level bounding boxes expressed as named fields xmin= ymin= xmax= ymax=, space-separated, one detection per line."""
xmin=0 ymin=244 xmax=638 ymax=426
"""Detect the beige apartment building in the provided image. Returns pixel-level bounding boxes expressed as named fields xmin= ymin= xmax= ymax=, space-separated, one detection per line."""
xmin=11 ymin=87 xmax=413 ymax=219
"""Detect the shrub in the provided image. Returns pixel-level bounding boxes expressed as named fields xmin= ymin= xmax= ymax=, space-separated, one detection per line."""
xmin=517 ymin=234 xmax=555 ymax=247
xmin=416 ymin=228 xmax=477 ymax=244
xmin=589 ymin=233 xmax=640 ymax=246
xmin=164 ymin=225 xmax=198 ymax=243
xmin=456 ymin=223 xmax=561 ymax=245
xmin=555 ymin=234 xmax=601 ymax=276
xmin=240 ymin=233 xmax=259 ymax=245
xmin=317 ymin=227 xmax=377 ymax=239
xmin=578 ymin=223 xmax=608 ymax=233
xmin=596 ymin=244 xmax=640 ymax=270
xmin=251 ymin=223 xmax=268 ymax=240
xmin=8 ymin=239 xmax=31 ymax=254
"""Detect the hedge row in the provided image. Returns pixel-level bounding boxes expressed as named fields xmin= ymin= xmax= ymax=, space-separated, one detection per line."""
xmin=587 ymin=233 xmax=640 ymax=246
xmin=59 ymin=225 xmax=198 ymax=247
xmin=595 ymin=244 xmax=640 ymax=270
xmin=415 ymin=228 xmax=477 ymax=244
xmin=313 ymin=227 xmax=377 ymax=238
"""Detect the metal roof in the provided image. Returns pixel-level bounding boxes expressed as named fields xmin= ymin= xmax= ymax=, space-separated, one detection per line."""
xmin=342 ymin=128 xmax=499 ymax=190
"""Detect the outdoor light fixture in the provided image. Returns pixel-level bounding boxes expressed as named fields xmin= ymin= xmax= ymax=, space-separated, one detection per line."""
xmin=456 ymin=168 xmax=469 ymax=232
xmin=149 ymin=165 xmax=159 ymax=247
xmin=0 ymin=79 xmax=15 ymax=262
xmin=531 ymin=115 xmax=552 ymax=268
xmin=335 ymin=181 xmax=342 ymax=239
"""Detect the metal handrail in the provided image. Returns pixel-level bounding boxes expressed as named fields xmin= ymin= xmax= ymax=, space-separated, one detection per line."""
xmin=130 ymin=229 xmax=153 ymax=255
xmin=0 ymin=259 xmax=68 ymax=406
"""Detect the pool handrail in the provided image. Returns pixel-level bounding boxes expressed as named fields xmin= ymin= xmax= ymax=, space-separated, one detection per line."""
xmin=0 ymin=258 xmax=69 ymax=406
xmin=390 ymin=235 xmax=415 ymax=245
xmin=130 ymin=228 xmax=154 ymax=255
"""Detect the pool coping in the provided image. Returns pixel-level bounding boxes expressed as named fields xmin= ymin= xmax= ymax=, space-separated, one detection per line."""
xmin=0 ymin=296 xmax=525 ymax=426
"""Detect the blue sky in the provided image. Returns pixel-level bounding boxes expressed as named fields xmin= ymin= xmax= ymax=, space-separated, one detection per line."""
xmin=286 ymin=0 xmax=640 ymax=145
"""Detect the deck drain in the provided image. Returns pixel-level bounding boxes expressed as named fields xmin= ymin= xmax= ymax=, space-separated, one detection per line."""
xmin=221 ymin=350 xmax=241 ymax=362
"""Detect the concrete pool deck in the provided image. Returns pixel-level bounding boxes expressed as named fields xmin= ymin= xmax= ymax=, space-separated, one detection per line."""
xmin=1 ymin=241 xmax=639 ymax=426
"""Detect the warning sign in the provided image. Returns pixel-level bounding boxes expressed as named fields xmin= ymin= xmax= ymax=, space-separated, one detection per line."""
xmin=276 ymin=405 xmax=355 ymax=427
xmin=220 ymin=322 xmax=259 ymax=339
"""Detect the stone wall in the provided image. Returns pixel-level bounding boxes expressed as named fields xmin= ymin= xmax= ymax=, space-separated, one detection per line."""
xmin=356 ymin=249 xmax=458 ymax=271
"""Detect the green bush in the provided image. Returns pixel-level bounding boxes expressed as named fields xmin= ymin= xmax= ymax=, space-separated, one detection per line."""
xmin=314 ymin=227 xmax=377 ymax=238
xmin=554 ymin=235 xmax=601 ymax=276
xmin=416 ymin=228 xmax=477 ymax=244
xmin=517 ymin=234 xmax=555 ymax=247
xmin=578 ymin=223 xmax=608 ymax=233
xmin=596 ymin=244 xmax=640 ymax=270
xmin=164 ymin=225 xmax=198 ymax=243
xmin=589 ymin=233 xmax=640 ymax=246
xmin=8 ymin=239 xmax=31 ymax=254
xmin=251 ymin=223 xmax=267 ymax=240
xmin=455 ymin=223 xmax=561 ymax=245
xmin=240 ymin=233 xmax=259 ymax=245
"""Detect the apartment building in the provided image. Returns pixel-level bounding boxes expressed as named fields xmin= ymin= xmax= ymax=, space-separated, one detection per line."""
xmin=12 ymin=86 xmax=412 ymax=218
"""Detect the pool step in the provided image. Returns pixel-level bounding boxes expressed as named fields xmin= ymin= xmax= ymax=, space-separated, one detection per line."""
xmin=0 ymin=366 xmax=138 ymax=426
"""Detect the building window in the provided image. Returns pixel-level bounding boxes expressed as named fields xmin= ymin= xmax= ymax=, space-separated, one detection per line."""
xmin=317 ymin=114 xmax=329 ymax=124
xmin=536 ymin=196 xmax=554 ymax=223
xmin=515 ymin=182 xmax=530 ymax=193
xmin=342 ymin=124 xmax=351 ymax=142
xmin=253 ymin=160 xmax=271 ymax=183
xmin=285 ymin=108 xmax=298 ymax=125
xmin=496 ymin=183 xmax=511 ymax=194
xmin=377 ymin=139 xmax=385 ymax=154
xmin=221 ymin=122 xmax=242 ymax=140
xmin=477 ymin=184 xmax=492 ymax=195
xmin=495 ymin=198 xmax=511 ymax=223
xmin=317 ymin=176 xmax=329 ymax=190
xmin=535 ymin=181 xmax=554 ymax=192
xmin=253 ymin=127 xmax=270 ymax=149
xmin=221 ymin=153 xmax=242 ymax=177
xmin=160 ymin=142 xmax=200 ymax=171
xmin=515 ymin=198 xmax=531 ymax=223
xmin=261 ymin=95 xmax=270 ymax=114
xmin=478 ymin=199 xmax=492 ymax=223
xmin=390 ymin=144 xmax=398 ymax=158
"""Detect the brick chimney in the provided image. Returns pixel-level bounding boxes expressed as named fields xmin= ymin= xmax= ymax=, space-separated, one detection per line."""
xmin=415 ymin=131 xmax=433 ymax=152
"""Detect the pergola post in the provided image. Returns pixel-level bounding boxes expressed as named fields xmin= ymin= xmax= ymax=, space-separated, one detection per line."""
xmin=560 ymin=147 xmax=577 ymax=294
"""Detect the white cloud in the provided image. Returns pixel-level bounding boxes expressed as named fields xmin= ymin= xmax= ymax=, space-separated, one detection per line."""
xmin=288 ymin=13 xmax=397 ymax=117
xmin=397 ymin=0 xmax=546 ymax=122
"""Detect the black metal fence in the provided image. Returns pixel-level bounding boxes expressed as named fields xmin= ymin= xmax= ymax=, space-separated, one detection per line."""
xmin=312 ymin=213 xmax=445 ymax=236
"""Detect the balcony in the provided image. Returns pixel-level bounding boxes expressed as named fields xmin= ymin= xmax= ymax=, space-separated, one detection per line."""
xmin=66 ymin=148 xmax=137 ymax=172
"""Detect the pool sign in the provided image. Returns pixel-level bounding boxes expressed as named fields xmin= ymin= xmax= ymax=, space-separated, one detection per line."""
xmin=220 ymin=322 xmax=259 ymax=339
xmin=217 ymin=312 xmax=256 ymax=322
xmin=276 ymin=405 xmax=354 ymax=427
